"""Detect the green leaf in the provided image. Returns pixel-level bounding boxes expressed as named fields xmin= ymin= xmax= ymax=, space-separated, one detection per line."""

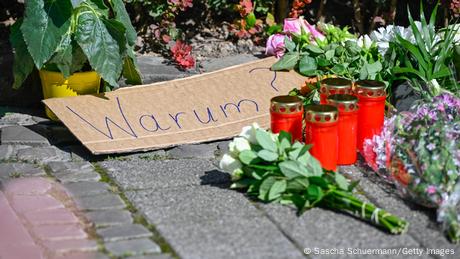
xmin=286 ymin=177 xmax=309 ymax=191
xmin=325 ymin=49 xmax=335 ymax=60
xmin=239 ymin=150 xmax=259 ymax=165
xmin=279 ymin=161 xmax=302 ymax=179
xmin=305 ymin=44 xmax=323 ymax=54
xmin=258 ymin=176 xmax=277 ymax=201
xmin=10 ymin=20 xmax=35 ymax=89
xmin=278 ymin=130 xmax=292 ymax=143
xmin=298 ymin=152 xmax=323 ymax=176
xmin=257 ymin=150 xmax=278 ymax=162
xmin=49 ymin=32 xmax=73 ymax=78
xmin=317 ymin=57 xmax=330 ymax=67
xmin=245 ymin=12 xmax=256 ymax=29
xmin=268 ymin=180 xmax=287 ymax=200
xmin=284 ymin=36 xmax=296 ymax=52
xmin=334 ymin=173 xmax=349 ymax=190
xmin=271 ymin=52 xmax=299 ymax=71
xmin=109 ymin=0 xmax=137 ymax=46
xmin=308 ymin=176 xmax=329 ymax=189
xmin=21 ymin=0 xmax=72 ymax=69
xmin=123 ymin=50 xmax=143 ymax=85
xmin=75 ymin=6 xmax=123 ymax=87
xmin=299 ymin=55 xmax=317 ymax=76
xmin=70 ymin=43 xmax=88 ymax=73
xmin=306 ymin=185 xmax=324 ymax=202
xmin=255 ymin=129 xmax=277 ymax=152
xmin=247 ymin=164 xmax=279 ymax=171
xmin=103 ymin=18 xmax=127 ymax=55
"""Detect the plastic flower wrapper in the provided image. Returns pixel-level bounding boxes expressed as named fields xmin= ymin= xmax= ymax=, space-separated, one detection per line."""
xmin=220 ymin=124 xmax=409 ymax=234
xmin=363 ymin=93 xmax=460 ymax=243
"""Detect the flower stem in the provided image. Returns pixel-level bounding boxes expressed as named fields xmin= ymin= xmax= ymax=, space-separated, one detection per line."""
xmin=322 ymin=189 xmax=409 ymax=234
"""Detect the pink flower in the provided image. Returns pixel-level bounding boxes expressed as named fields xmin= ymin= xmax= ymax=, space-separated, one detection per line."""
xmin=427 ymin=185 xmax=437 ymax=195
xmin=302 ymin=21 xmax=325 ymax=40
xmin=265 ymin=34 xmax=285 ymax=58
xmin=283 ymin=18 xmax=302 ymax=34
xmin=171 ymin=40 xmax=195 ymax=70
xmin=283 ymin=17 xmax=325 ymax=40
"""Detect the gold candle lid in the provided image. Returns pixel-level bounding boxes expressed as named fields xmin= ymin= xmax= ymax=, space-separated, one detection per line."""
xmin=320 ymin=78 xmax=352 ymax=95
xmin=327 ymin=94 xmax=359 ymax=112
xmin=355 ymin=80 xmax=386 ymax=97
xmin=305 ymin=104 xmax=338 ymax=123
xmin=270 ymin=95 xmax=303 ymax=114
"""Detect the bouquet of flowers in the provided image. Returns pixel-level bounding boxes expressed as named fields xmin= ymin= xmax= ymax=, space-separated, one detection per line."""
xmin=363 ymin=93 xmax=460 ymax=242
xmin=220 ymin=123 xmax=409 ymax=234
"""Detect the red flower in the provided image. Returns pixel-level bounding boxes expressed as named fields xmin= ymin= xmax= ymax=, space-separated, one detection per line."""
xmin=170 ymin=40 xmax=195 ymax=70
xmin=237 ymin=0 xmax=253 ymax=17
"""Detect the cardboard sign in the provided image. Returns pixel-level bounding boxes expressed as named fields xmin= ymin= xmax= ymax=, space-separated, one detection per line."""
xmin=44 ymin=57 xmax=306 ymax=154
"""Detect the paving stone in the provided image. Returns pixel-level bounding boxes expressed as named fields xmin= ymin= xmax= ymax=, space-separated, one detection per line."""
xmin=125 ymin=185 xmax=262 ymax=225
xmin=32 ymin=224 xmax=87 ymax=241
xmin=23 ymin=208 xmax=79 ymax=225
xmin=124 ymin=149 xmax=168 ymax=161
xmin=215 ymin=140 xmax=231 ymax=154
xmin=16 ymin=146 xmax=71 ymax=163
xmin=105 ymin=238 xmax=161 ymax=257
xmin=100 ymin=159 xmax=229 ymax=190
xmin=135 ymin=56 xmax=196 ymax=85
xmin=155 ymin=216 xmax=305 ymax=259
xmin=128 ymin=255 xmax=173 ymax=259
xmin=74 ymin=193 xmax=125 ymax=211
xmin=0 ymin=163 xmax=46 ymax=178
xmin=52 ymin=252 xmax=110 ymax=259
xmin=3 ymin=177 xmax=52 ymax=196
xmin=0 ymin=144 xmax=29 ymax=160
xmin=97 ymin=224 xmax=152 ymax=242
xmin=63 ymin=181 xmax=110 ymax=197
xmin=62 ymin=145 xmax=98 ymax=162
xmin=0 ymin=112 xmax=36 ymax=127
xmin=10 ymin=194 xmax=64 ymax=213
xmin=259 ymin=203 xmax=420 ymax=259
xmin=166 ymin=143 xmax=218 ymax=159
xmin=54 ymin=171 xmax=101 ymax=183
xmin=43 ymin=239 xmax=98 ymax=253
xmin=85 ymin=210 xmax=133 ymax=227
xmin=47 ymin=161 xmax=93 ymax=173
xmin=0 ymin=192 xmax=35 ymax=246
xmin=201 ymin=54 xmax=259 ymax=72
xmin=1 ymin=125 xmax=50 ymax=146
xmin=0 ymin=244 xmax=44 ymax=259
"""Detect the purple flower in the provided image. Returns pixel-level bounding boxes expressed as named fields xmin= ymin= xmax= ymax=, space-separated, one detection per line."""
xmin=265 ymin=34 xmax=285 ymax=58
xmin=426 ymin=143 xmax=436 ymax=151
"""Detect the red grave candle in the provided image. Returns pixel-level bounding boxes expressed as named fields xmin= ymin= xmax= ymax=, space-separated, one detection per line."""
xmin=327 ymin=94 xmax=359 ymax=165
xmin=320 ymin=78 xmax=353 ymax=104
xmin=305 ymin=105 xmax=338 ymax=171
xmin=270 ymin=96 xmax=304 ymax=142
xmin=355 ymin=80 xmax=386 ymax=153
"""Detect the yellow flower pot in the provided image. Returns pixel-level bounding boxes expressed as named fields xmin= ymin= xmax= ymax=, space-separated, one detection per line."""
xmin=39 ymin=70 xmax=101 ymax=121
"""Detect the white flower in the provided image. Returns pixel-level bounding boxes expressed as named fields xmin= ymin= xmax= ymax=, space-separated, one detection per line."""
xmin=229 ymin=137 xmax=251 ymax=156
xmin=239 ymin=123 xmax=260 ymax=144
xmin=357 ymin=35 xmax=374 ymax=49
xmin=370 ymin=25 xmax=414 ymax=55
xmin=219 ymin=154 xmax=243 ymax=174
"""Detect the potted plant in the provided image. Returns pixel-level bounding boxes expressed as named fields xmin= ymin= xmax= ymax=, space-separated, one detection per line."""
xmin=10 ymin=0 xmax=142 ymax=120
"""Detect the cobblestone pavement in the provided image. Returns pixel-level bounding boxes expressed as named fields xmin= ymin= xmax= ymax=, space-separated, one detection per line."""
xmin=1 ymin=55 xmax=459 ymax=259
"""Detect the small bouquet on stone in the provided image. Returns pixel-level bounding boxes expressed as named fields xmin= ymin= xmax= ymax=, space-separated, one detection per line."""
xmin=363 ymin=93 xmax=460 ymax=242
xmin=220 ymin=123 xmax=409 ymax=234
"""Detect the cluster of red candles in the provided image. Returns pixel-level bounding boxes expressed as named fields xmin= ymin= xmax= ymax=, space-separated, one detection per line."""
xmin=270 ymin=78 xmax=386 ymax=171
